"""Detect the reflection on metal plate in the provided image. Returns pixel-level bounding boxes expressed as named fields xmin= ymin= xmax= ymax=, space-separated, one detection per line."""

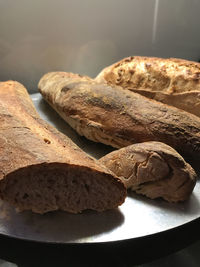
xmin=0 ymin=93 xmax=199 ymax=244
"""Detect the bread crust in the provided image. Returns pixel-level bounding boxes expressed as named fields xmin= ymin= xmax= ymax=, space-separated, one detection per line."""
xmin=96 ymin=56 xmax=200 ymax=117
xmin=99 ymin=142 xmax=197 ymax=202
xmin=38 ymin=72 xmax=200 ymax=164
xmin=0 ymin=81 xmax=126 ymax=213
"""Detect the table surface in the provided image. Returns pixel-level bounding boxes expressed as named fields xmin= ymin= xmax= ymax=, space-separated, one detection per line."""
xmin=1 ymin=239 xmax=200 ymax=267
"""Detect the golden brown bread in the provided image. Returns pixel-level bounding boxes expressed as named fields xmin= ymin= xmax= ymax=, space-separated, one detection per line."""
xmin=0 ymin=81 xmax=126 ymax=214
xmin=38 ymin=72 xmax=200 ymax=164
xmin=96 ymin=56 xmax=200 ymax=117
xmin=99 ymin=142 xmax=197 ymax=202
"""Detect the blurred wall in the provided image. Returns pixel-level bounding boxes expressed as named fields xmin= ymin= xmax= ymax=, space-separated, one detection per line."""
xmin=0 ymin=0 xmax=200 ymax=93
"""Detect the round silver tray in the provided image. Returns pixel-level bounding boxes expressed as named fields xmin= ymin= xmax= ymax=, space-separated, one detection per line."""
xmin=0 ymin=93 xmax=199 ymax=245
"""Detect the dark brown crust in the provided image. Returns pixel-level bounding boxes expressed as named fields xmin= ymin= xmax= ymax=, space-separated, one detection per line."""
xmin=99 ymin=141 xmax=197 ymax=202
xmin=95 ymin=56 xmax=200 ymax=117
xmin=39 ymin=72 xmax=200 ymax=163
xmin=0 ymin=81 xmax=126 ymax=213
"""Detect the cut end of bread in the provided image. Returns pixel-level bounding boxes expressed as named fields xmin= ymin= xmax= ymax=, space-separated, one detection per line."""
xmin=0 ymin=163 xmax=126 ymax=214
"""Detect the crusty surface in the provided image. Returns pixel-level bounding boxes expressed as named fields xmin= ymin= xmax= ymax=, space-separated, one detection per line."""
xmin=99 ymin=142 xmax=197 ymax=202
xmin=0 ymin=81 xmax=126 ymax=213
xmin=38 ymin=72 xmax=200 ymax=163
xmin=96 ymin=56 xmax=200 ymax=117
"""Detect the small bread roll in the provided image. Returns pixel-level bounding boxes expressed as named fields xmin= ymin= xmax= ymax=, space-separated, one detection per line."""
xmin=99 ymin=142 xmax=197 ymax=202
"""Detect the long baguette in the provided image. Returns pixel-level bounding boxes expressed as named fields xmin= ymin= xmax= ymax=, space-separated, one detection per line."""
xmin=0 ymin=81 xmax=126 ymax=214
xmin=96 ymin=56 xmax=200 ymax=117
xmin=38 ymin=72 xmax=200 ymax=163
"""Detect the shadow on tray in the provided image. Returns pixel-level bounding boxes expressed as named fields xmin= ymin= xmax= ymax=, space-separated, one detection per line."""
xmin=0 ymin=200 xmax=124 ymax=243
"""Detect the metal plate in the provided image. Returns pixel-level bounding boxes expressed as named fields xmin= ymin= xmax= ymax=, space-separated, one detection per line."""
xmin=0 ymin=93 xmax=199 ymax=244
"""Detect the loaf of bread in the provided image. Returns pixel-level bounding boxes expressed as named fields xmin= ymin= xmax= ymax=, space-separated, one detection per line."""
xmin=0 ymin=81 xmax=126 ymax=214
xmin=38 ymin=72 xmax=200 ymax=164
xmin=99 ymin=142 xmax=197 ymax=202
xmin=96 ymin=56 xmax=200 ymax=117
